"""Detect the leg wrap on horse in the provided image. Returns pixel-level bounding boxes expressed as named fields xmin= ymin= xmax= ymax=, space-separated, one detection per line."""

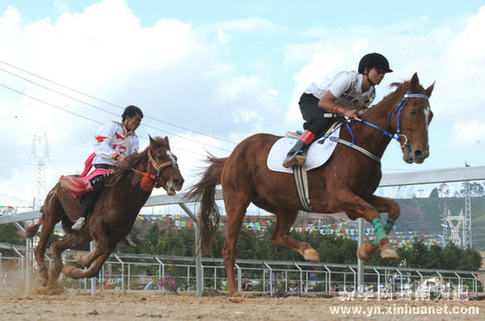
xmin=383 ymin=217 xmax=395 ymax=235
xmin=372 ymin=218 xmax=387 ymax=246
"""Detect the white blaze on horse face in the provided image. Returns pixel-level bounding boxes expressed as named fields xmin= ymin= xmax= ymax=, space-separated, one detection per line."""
xmin=423 ymin=105 xmax=431 ymax=128
xmin=167 ymin=150 xmax=177 ymax=165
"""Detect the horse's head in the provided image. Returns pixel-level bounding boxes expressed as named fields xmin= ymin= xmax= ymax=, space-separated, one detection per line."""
xmin=147 ymin=136 xmax=184 ymax=195
xmin=391 ymin=73 xmax=434 ymax=164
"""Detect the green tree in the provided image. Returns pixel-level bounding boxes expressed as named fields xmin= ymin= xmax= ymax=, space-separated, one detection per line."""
xmin=144 ymin=224 xmax=163 ymax=253
xmin=442 ymin=242 xmax=461 ymax=269
xmin=0 ymin=223 xmax=25 ymax=245
xmin=407 ymin=240 xmax=428 ymax=268
xmin=424 ymin=245 xmax=443 ymax=269
xmin=459 ymin=247 xmax=482 ymax=271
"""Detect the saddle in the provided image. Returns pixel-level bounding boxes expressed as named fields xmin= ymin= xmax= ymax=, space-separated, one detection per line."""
xmin=59 ymin=153 xmax=112 ymax=196
xmin=267 ymin=123 xmax=342 ymax=211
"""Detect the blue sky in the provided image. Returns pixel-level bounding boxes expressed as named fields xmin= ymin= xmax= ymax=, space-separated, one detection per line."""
xmin=1 ymin=0 xmax=485 ymax=206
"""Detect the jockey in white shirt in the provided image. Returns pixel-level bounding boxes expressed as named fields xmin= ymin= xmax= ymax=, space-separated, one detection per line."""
xmin=283 ymin=53 xmax=393 ymax=168
xmin=72 ymin=105 xmax=143 ymax=230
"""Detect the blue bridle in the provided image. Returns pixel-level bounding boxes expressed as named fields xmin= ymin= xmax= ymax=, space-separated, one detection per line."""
xmin=349 ymin=91 xmax=430 ymax=146
xmin=317 ymin=90 xmax=430 ymax=161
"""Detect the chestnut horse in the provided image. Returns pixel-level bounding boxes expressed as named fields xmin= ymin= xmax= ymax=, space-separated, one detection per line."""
xmin=188 ymin=73 xmax=434 ymax=295
xmin=25 ymin=136 xmax=184 ymax=290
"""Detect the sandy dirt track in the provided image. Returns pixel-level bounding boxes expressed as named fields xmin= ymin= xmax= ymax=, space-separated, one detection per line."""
xmin=0 ymin=288 xmax=483 ymax=321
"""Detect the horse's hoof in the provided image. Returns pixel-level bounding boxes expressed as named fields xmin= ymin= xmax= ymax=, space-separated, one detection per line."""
xmin=303 ymin=248 xmax=320 ymax=263
xmin=357 ymin=243 xmax=378 ymax=261
xmin=62 ymin=265 xmax=75 ymax=277
xmin=46 ymin=283 xmax=65 ymax=295
xmin=380 ymin=248 xmax=399 ymax=261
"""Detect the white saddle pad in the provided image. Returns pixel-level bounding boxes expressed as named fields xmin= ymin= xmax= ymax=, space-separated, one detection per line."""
xmin=267 ymin=127 xmax=340 ymax=173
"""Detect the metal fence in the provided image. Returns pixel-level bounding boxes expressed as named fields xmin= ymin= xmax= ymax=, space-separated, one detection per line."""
xmin=1 ymin=243 xmax=482 ymax=300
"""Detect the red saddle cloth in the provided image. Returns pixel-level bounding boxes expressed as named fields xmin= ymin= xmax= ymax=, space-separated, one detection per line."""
xmin=59 ymin=153 xmax=112 ymax=196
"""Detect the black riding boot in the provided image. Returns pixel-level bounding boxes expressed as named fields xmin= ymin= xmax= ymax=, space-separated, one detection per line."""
xmin=282 ymin=140 xmax=309 ymax=168
xmin=72 ymin=175 xmax=105 ymax=230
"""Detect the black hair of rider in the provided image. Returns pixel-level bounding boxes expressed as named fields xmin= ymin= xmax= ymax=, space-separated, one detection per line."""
xmin=122 ymin=105 xmax=144 ymax=121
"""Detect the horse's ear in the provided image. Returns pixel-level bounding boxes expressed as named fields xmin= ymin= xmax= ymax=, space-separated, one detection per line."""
xmin=425 ymin=81 xmax=435 ymax=98
xmin=149 ymin=135 xmax=155 ymax=145
xmin=164 ymin=136 xmax=170 ymax=148
xmin=410 ymin=72 xmax=420 ymax=91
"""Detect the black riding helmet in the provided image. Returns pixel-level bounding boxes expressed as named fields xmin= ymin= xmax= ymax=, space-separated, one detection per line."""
xmin=358 ymin=53 xmax=393 ymax=74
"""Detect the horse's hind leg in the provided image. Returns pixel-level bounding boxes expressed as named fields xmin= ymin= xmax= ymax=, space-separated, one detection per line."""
xmin=222 ymin=189 xmax=251 ymax=296
xmin=252 ymin=198 xmax=319 ymax=262
xmin=272 ymin=209 xmax=320 ymax=262
xmin=64 ymin=241 xmax=114 ymax=279
xmin=48 ymin=233 xmax=90 ymax=288
xmin=73 ymin=243 xmax=103 ymax=267
xmin=32 ymin=188 xmax=63 ymax=287
xmin=33 ymin=215 xmax=59 ymax=287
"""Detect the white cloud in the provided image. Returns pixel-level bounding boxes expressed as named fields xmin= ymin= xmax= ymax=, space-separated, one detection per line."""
xmin=0 ymin=0 xmax=280 ymax=205
xmin=284 ymin=6 xmax=485 ymax=153
xmin=215 ymin=75 xmax=261 ymax=101
xmin=450 ymin=120 xmax=485 ymax=148
xmin=266 ymin=88 xmax=278 ymax=96
xmin=216 ymin=17 xmax=283 ymax=35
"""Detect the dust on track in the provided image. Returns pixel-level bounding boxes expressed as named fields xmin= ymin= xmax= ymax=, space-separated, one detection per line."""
xmin=0 ymin=288 xmax=483 ymax=321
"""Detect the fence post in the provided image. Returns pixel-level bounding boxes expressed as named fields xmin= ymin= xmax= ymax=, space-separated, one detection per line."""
xmin=90 ymin=241 xmax=96 ymax=296
xmin=127 ymin=263 xmax=131 ymax=290
xmin=373 ymin=268 xmax=381 ymax=300
xmin=415 ymin=270 xmax=424 ymax=300
xmin=155 ymin=257 xmax=165 ymax=291
xmin=114 ymin=255 xmax=124 ymax=290
xmin=177 ymin=202 xmax=203 ymax=296
xmin=235 ymin=263 xmax=242 ymax=292
xmin=264 ymin=262 xmax=273 ymax=296
xmin=357 ymin=217 xmax=364 ymax=295
xmin=294 ymin=263 xmax=303 ymax=297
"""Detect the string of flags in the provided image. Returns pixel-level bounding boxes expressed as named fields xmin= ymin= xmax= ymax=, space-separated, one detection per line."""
xmin=136 ymin=215 xmax=445 ymax=247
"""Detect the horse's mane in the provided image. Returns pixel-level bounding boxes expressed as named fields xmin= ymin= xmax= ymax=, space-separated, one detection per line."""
xmin=105 ymin=148 xmax=148 ymax=187
xmin=361 ymin=79 xmax=417 ymax=119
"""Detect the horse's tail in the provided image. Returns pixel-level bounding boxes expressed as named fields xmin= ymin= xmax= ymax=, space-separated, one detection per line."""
xmin=24 ymin=206 xmax=43 ymax=238
xmin=186 ymin=155 xmax=227 ymax=252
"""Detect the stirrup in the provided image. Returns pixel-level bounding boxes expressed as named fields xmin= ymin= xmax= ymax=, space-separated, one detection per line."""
xmin=72 ymin=217 xmax=86 ymax=230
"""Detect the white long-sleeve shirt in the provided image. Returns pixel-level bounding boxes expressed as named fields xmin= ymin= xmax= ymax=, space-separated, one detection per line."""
xmin=92 ymin=121 xmax=139 ymax=166
xmin=304 ymin=71 xmax=376 ymax=109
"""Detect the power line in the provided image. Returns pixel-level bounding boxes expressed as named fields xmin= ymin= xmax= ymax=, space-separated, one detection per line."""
xmin=0 ymin=66 xmax=232 ymax=153
xmin=0 ymin=192 xmax=31 ymax=204
xmin=0 ymin=83 xmax=104 ymax=124
xmin=0 ymin=59 xmax=237 ymax=145
xmin=0 ymin=83 xmax=217 ymax=157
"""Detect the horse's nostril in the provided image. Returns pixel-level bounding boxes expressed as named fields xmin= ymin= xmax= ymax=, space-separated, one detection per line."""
xmin=414 ymin=150 xmax=423 ymax=158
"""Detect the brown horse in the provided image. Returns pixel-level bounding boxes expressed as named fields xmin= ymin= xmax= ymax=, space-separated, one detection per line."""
xmin=25 ymin=136 xmax=184 ymax=290
xmin=188 ymin=73 xmax=434 ymax=295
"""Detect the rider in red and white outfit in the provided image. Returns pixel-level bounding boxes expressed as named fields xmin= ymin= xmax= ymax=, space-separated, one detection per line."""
xmin=72 ymin=105 xmax=143 ymax=230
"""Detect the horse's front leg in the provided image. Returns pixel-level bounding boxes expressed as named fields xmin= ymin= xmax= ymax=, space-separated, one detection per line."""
xmin=356 ymin=195 xmax=400 ymax=260
xmin=335 ymin=191 xmax=398 ymax=261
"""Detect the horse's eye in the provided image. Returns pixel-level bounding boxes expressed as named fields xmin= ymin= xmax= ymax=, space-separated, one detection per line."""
xmin=410 ymin=109 xmax=416 ymax=116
